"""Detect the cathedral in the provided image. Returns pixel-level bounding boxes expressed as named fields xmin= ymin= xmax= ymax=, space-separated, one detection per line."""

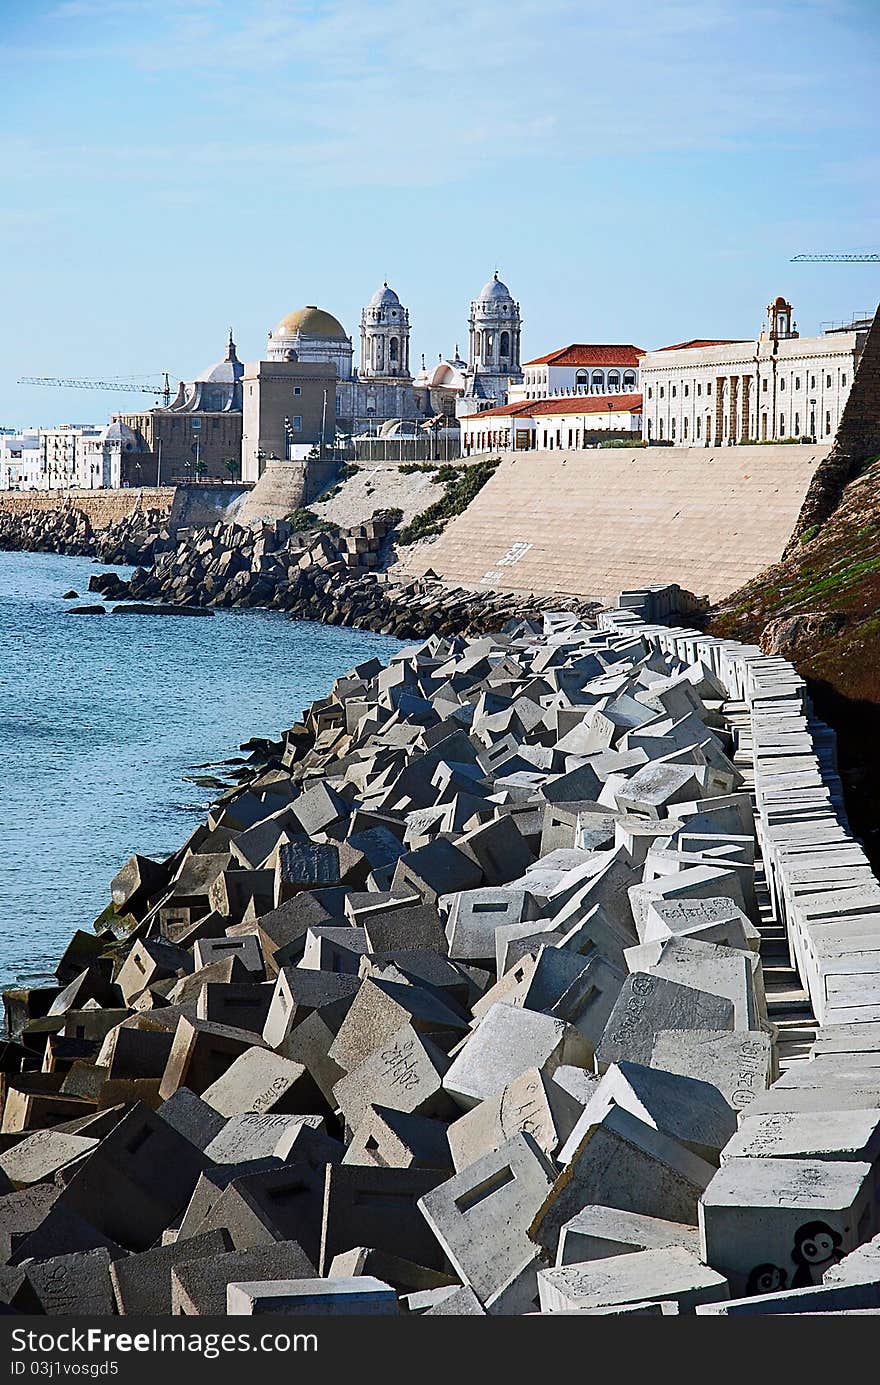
xmin=261 ymin=273 xmax=523 ymax=438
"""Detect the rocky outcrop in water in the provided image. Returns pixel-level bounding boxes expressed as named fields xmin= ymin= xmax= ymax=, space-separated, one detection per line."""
xmin=0 ymin=505 xmax=166 ymax=566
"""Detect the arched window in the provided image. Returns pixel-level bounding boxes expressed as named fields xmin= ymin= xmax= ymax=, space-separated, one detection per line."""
xmin=500 ymin=331 xmax=510 ymax=357
xmin=390 ymin=337 xmax=399 ymax=362
xmin=575 ymin=370 xmax=588 ymax=388
xmin=485 ymin=332 xmax=494 ymax=355
xmin=591 ymin=371 xmax=604 ymax=391
xmin=608 ymin=371 xmax=621 ymax=392
xmin=623 ymin=371 xmax=636 ymax=390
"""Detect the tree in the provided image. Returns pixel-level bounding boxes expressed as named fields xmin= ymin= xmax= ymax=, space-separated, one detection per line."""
xmin=194 ymin=460 xmax=208 ymax=480
xmin=224 ymin=457 xmax=239 ymax=480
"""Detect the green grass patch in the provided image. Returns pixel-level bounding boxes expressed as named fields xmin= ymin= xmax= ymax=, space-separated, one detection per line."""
xmin=396 ymin=459 xmax=501 ymax=545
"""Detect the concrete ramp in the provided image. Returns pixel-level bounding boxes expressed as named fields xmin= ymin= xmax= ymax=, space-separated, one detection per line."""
xmin=396 ymin=445 xmax=829 ymax=602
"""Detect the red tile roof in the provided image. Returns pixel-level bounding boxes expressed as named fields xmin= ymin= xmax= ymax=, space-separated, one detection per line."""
xmin=523 ymin=344 xmax=645 ymax=367
xmin=462 ymin=393 xmax=643 ymax=422
xmin=655 ymin=339 xmax=747 ymax=352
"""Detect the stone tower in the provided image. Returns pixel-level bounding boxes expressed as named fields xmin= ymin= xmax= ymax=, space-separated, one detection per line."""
xmin=360 ymin=283 xmax=411 ymax=379
xmin=464 ymin=272 xmax=523 ymax=408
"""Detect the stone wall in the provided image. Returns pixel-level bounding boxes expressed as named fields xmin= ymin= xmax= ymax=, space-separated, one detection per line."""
xmin=0 ymin=488 xmax=174 ymax=527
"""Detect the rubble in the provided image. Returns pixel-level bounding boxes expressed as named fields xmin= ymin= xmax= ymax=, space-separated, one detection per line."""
xmin=2 ymin=581 xmax=879 ymax=1317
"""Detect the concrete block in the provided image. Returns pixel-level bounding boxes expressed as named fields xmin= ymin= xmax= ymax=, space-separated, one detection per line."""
xmin=172 ymin=1239 xmax=316 ymax=1314
xmin=200 ymin=1048 xmax=324 ymax=1118
xmin=417 ymin=1133 xmax=556 ymax=1305
xmin=110 ymin=1228 xmax=230 ymax=1314
xmin=227 ymin=1275 xmax=398 ymax=1315
xmin=699 ymin=1156 xmax=876 ymax=1296
xmin=448 ymin=1066 xmax=583 ymax=1171
xmin=319 ymin=1163 xmax=445 ymax=1274
xmin=332 ymin=1024 xmax=453 ymax=1129
xmin=556 ymin=1204 xmax=701 ymax=1265
xmin=443 ymin=1002 xmax=591 ymax=1111
xmin=649 ymin=1029 xmax=773 ymax=1113
xmin=596 ymin=973 xmax=734 ymax=1072
xmin=538 ymin=1246 xmax=728 ymax=1314
xmin=343 ymin=1106 xmax=453 ymax=1171
xmin=159 ymin=1016 xmax=267 ymax=1099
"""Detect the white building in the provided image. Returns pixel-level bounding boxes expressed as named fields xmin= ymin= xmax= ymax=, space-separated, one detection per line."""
xmin=640 ymin=297 xmax=871 ymax=447
xmin=509 ymin=344 xmax=643 ymax=403
xmin=39 ymin=424 xmax=103 ymax=489
xmin=0 ymin=430 xmax=41 ymax=489
xmin=456 ymin=274 xmax=523 ymax=416
xmin=80 ymin=421 xmax=142 ymax=488
xmin=460 ymin=393 xmax=642 ymax=454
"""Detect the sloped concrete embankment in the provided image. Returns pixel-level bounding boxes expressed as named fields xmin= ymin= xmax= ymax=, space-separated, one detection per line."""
xmin=397 ymin=445 xmax=829 ymax=603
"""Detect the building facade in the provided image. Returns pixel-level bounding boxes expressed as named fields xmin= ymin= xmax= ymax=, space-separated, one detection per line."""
xmin=460 ymin=393 xmax=642 ymax=453
xmin=640 ymin=297 xmax=870 ymax=446
xmin=241 ymin=359 xmax=338 ymax=481
xmin=39 ymin=424 xmax=103 ymax=490
xmin=510 ymin=344 xmax=643 ymax=402
xmin=117 ymin=332 xmax=245 ymax=483
xmin=0 ymin=430 xmax=41 ymax=490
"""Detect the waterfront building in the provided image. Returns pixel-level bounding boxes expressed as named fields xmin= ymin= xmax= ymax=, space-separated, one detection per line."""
xmin=0 ymin=429 xmax=41 ymax=490
xmin=640 ymin=297 xmax=871 ymax=446
xmin=116 ymin=331 xmax=244 ymax=483
xmin=455 ymin=274 xmax=523 ymax=417
xmin=509 ymin=343 xmax=643 ymax=403
xmin=39 ymin=424 xmax=103 ymax=490
xmin=460 ymin=392 xmax=642 ymax=453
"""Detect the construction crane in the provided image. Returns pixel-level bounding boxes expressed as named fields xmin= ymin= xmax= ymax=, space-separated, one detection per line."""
xmin=18 ymin=372 xmax=173 ymax=405
xmin=791 ymin=253 xmax=880 ymax=262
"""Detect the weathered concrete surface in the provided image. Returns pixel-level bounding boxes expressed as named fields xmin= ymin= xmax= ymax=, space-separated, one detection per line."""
xmin=230 ymin=460 xmax=338 ymax=526
xmin=397 ymin=446 xmax=829 ymax=602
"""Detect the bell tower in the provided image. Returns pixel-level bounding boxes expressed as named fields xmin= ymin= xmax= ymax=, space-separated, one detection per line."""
xmin=360 ymin=283 xmax=411 ymax=380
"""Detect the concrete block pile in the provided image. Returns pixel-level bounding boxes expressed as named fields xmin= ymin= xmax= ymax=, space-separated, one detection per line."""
xmin=2 ymin=586 xmax=879 ymax=1317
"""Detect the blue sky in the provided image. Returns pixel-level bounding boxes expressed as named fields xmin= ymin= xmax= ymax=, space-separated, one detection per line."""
xmin=1 ymin=0 xmax=878 ymax=426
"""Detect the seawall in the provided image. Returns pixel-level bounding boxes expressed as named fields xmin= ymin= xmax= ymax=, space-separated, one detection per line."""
xmin=0 ymin=487 xmax=174 ymax=526
xmin=396 ymin=444 xmax=830 ymax=602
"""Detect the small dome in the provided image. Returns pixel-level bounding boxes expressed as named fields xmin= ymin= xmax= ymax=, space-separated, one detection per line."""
xmin=196 ymin=329 xmax=244 ymax=384
xmin=368 ymin=282 xmax=400 ymax=308
xmin=478 ymin=272 xmax=512 ymax=302
xmin=272 ymin=305 xmax=348 ymax=340
xmin=100 ymin=421 xmax=139 ymax=449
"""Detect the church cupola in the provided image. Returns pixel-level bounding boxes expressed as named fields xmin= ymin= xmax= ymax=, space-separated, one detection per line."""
xmin=360 ymin=283 xmax=412 ymax=380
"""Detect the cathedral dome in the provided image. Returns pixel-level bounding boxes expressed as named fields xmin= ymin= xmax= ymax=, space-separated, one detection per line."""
xmin=273 ymin=305 xmax=348 ymax=340
xmin=478 ymin=272 xmax=512 ymax=302
xmin=368 ymin=282 xmax=400 ymax=308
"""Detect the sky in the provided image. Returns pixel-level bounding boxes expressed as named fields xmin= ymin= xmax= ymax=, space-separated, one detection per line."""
xmin=1 ymin=0 xmax=878 ymax=426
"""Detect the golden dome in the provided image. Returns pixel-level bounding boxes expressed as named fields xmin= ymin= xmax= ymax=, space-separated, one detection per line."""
xmin=272 ymin=305 xmax=347 ymax=340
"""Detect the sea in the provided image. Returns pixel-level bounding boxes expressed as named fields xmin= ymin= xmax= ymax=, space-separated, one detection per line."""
xmin=0 ymin=550 xmax=402 ymax=989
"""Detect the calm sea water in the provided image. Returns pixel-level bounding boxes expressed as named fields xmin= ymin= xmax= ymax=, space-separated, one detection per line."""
xmin=0 ymin=550 xmax=401 ymax=989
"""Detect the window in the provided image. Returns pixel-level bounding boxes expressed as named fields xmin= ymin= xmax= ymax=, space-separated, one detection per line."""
xmin=293 ymin=415 xmax=302 ymax=430
xmin=623 ymin=371 xmax=637 ymax=389
xmin=780 ymin=378 xmax=785 ymax=391
xmin=795 ymin=412 xmax=800 ymax=434
xmin=683 ymin=417 xmax=689 ymax=439
xmin=780 ymin=414 xmax=785 ymax=436
xmin=485 ymin=332 xmax=494 ymax=354
xmin=293 ymin=386 xmax=301 ymax=396
xmin=500 ymin=331 xmax=510 ymax=357
xmin=707 ymin=382 xmax=712 ymax=396
xmin=191 ymin=419 xmax=201 ymax=429
xmin=826 ymin=374 xmax=832 ymax=388
xmin=647 ymin=387 xmax=653 ymax=400
xmin=795 ymin=376 xmax=801 ymax=390
xmin=671 ymin=418 xmax=677 ymax=439
xmin=591 ymin=371 xmax=604 ymax=390
xmin=647 ymin=420 xmax=653 ymax=439
xmin=576 ymin=370 xmax=588 ymax=387
xmin=671 ymin=385 xmax=677 ymax=399
xmin=696 ymin=416 xmax=702 ymax=439
xmin=697 ymin=383 xmax=702 ymax=396
xmin=684 ymin=384 xmax=689 ymax=397
xmin=810 ymin=374 xmax=816 ymax=389
xmin=608 ymin=371 xmax=621 ymax=391
xmin=659 ymin=386 xmax=665 ymax=399
xmin=826 ymin=411 xmax=832 ymax=435
xmin=390 ymin=337 xmax=399 ymax=362
xmin=762 ymin=378 xmax=768 ymax=392
xmin=842 ymin=374 xmax=847 ymax=387
xmin=659 ymin=418 xmax=664 ymax=439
